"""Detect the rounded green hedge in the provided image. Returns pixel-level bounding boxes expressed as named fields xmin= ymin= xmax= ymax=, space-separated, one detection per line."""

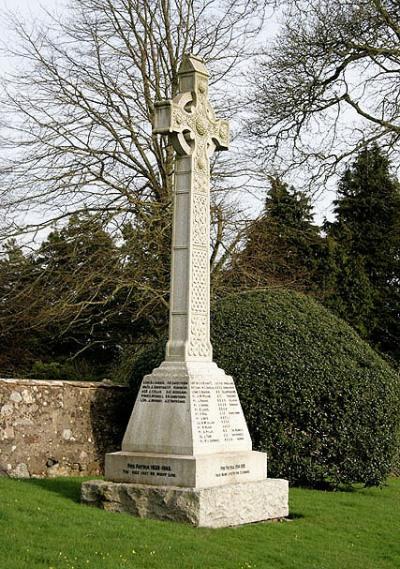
xmin=129 ymin=289 xmax=400 ymax=487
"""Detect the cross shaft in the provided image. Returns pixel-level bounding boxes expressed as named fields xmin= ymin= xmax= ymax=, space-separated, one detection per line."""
xmin=153 ymin=54 xmax=229 ymax=361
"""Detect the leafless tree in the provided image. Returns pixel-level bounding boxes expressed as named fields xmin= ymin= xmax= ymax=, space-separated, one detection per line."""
xmin=0 ymin=0 xmax=270 ymax=242
xmin=249 ymin=0 xmax=400 ymax=186
xmin=0 ymin=0 xmax=273 ymax=363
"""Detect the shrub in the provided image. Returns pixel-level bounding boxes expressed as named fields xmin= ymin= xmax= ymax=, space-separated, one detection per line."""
xmin=129 ymin=289 xmax=400 ymax=487
xmin=29 ymin=360 xmax=97 ymax=381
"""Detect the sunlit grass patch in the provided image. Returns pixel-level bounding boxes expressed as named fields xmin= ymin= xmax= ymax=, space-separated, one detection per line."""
xmin=1 ymin=477 xmax=399 ymax=569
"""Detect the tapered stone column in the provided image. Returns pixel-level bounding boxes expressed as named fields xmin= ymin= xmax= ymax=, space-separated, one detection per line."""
xmin=154 ymin=55 xmax=226 ymax=364
xmin=82 ymin=55 xmax=288 ymax=527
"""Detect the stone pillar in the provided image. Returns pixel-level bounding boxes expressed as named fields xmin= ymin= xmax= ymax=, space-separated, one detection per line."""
xmin=82 ymin=55 xmax=289 ymax=527
xmin=153 ymin=54 xmax=228 ymax=363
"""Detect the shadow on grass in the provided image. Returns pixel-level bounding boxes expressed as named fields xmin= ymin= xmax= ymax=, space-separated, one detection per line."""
xmin=294 ymin=481 xmax=358 ymax=493
xmin=18 ymin=477 xmax=93 ymax=503
xmin=288 ymin=511 xmax=304 ymax=520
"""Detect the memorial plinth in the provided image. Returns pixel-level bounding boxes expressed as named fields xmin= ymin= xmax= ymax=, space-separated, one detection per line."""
xmin=81 ymin=54 xmax=289 ymax=527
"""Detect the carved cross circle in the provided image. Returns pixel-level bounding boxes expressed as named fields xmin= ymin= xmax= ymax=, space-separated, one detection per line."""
xmin=153 ymin=63 xmax=229 ymax=177
xmin=169 ymin=86 xmax=229 ymax=163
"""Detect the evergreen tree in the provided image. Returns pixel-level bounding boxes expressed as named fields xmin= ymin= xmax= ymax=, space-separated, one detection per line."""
xmin=34 ymin=213 xmax=123 ymax=371
xmin=325 ymin=145 xmax=400 ymax=360
xmin=0 ymin=211 xmax=171 ymax=378
xmin=231 ymin=177 xmax=325 ymax=292
xmin=0 ymin=241 xmax=42 ymax=374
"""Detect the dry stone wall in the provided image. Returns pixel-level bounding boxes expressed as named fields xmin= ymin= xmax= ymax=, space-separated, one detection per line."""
xmin=0 ymin=378 xmax=131 ymax=478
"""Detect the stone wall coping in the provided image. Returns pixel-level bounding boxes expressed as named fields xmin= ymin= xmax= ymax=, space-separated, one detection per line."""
xmin=0 ymin=378 xmax=128 ymax=389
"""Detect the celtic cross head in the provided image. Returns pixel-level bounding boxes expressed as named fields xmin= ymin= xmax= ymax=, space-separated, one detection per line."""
xmin=153 ymin=54 xmax=230 ymax=163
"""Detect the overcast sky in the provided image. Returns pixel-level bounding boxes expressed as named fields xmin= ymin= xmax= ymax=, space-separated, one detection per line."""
xmin=0 ymin=0 xmax=59 ymax=27
xmin=1 ymin=0 xmax=55 ymax=11
xmin=0 ymin=0 xmax=61 ymax=71
xmin=0 ymin=0 xmax=58 ymax=20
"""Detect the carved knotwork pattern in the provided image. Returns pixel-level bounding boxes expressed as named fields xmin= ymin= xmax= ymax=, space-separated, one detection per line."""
xmin=188 ymin=314 xmax=210 ymax=357
xmin=195 ymin=157 xmax=208 ymax=178
xmin=194 ymin=144 xmax=209 ymax=192
xmin=193 ymin=195 xmax=208 ymax=245
xmin=198 ymin=178 xmax=208 ymax=193
xmin=172 ymin=108 xmax=185 ymax=129
xmin=191 ymin=249 xmax=208 ymax=312
xmin=194 ymin=174 xmax=208 ymax=194
xmin=198 ymin=78 xmax=208 ymax=95
xmin=219 ymin=121 xmax=229 ymax=143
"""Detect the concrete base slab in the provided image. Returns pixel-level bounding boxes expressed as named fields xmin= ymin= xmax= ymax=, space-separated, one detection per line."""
xmin=81 ymin=478 xmax=289 ymax=528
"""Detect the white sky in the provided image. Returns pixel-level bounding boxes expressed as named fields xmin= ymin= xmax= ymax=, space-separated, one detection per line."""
xmin=0 ymin=0 xmax=55 ymax=11
xmin=0 ymin=0 xmax=60 ymax=70
xmin=0 ymin=0 xmax=58 ymax=29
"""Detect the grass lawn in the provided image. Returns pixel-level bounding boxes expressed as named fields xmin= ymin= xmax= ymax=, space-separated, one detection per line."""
xmin=1 ymin=476 xmax=399 ymax=569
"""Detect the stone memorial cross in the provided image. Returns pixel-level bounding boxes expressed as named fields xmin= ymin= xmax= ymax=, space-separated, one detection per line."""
xmin=153 ymin=54 xmax=229 ymax=362
xmin=85 ymin=54 xmax=289 ymax=528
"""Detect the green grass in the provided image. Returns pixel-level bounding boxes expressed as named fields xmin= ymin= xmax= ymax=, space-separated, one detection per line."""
xmin=1 ymin=477 xmax=399 ymax=569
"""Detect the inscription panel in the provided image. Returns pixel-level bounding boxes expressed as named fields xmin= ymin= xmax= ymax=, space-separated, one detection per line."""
xmin=123 ymin=462 xmax=177 ymax=480
xmin=138 ymin=378 xmax=188 ymax=404
xmin=191 ymin=379 xmax=246 ymax=446
xmin=215 ymin=463 xmax=250 ymax=479
xmin=105 ymin=450 xmax=266 ymax=488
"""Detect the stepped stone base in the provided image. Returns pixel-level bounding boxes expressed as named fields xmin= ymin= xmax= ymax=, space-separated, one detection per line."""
xmin=81 ymin=478 xmax=289 ymax=528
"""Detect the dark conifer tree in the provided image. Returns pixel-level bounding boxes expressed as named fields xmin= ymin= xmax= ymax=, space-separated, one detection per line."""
xmin=0 ymin=212 xmax=170 ymax=378
xmin=231 ymin=177 xmax=325 ymax=292
xmin=325 ymin=145 xmax=400 ymax=360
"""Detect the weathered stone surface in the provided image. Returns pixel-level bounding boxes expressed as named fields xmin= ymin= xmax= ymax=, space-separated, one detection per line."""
xmin=13 ymin=462 xmax=30 ymax=478
xmin=10 ymin=391 xmax=22 ymax=403
xmin=81 ymin=478 xmax=289 ymax=528
xmin=0 ymin=378 xmax=131 ymax=478
xmin=1 ymin=404 xmax=13 ymax=417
